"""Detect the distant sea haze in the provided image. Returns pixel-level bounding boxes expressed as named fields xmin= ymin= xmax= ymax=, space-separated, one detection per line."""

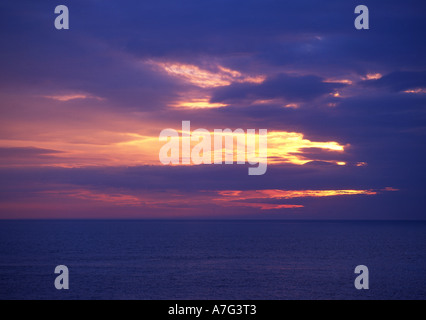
xmin=0 ymin=220 xmax=425 ymax=300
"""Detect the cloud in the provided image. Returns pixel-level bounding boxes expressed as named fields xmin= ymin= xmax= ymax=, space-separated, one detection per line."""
xmin=0 ymin=0 xmax=425 ymax=219
xmin=0 ymin=165 xmax=408 ymax=219
xmin=0 ymin=147 xmax=65 ymax=166
xmin=42 ymin=93 xmax=105 ymax=102
xmin=0 ymin=147 xmax=62 ymax=157
xmin=361 ymin=71 xmax=426 ymax=92
xmin=211 ymin=73 xmax=346 ymax=103
xmin=148 ymin=61 xmax=265 ymax=88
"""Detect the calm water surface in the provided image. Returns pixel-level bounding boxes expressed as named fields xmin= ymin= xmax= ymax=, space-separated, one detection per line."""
xmin=0 ymin=220 xmax=425 ymax=300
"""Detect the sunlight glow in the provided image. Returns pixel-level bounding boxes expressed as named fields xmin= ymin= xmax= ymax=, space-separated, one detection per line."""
xmin=0 ymin=129 xmax=347 ymax=167
xmin=172 ymin=98 xmax=228 ymax=109
xmin=267 ymin=131 xmax=345 ymax=165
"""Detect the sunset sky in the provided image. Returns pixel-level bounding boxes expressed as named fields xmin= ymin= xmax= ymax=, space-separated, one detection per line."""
xmin=0 ymin=0 xmax=425 ymax=219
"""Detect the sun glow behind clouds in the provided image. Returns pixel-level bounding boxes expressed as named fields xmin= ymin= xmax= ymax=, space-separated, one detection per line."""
xmin=0 ymin=129 xmax=347 ymax=167
xmin=157 ymin=129 xmax=346 ymax=166
xmin=268 ymin=131 xmax=345 ymax=165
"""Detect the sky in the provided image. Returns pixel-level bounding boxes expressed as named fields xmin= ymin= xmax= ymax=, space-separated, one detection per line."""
xmin=0 ymin=0 xmax=425 ymax=219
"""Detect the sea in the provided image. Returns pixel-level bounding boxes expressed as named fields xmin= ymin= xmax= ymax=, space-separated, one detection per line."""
xmin=0 ymin=220 xmax=425 ymax=300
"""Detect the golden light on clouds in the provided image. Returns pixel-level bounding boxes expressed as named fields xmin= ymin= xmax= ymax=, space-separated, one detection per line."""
xmin=284 ymin=103 xmax=299 ymax=109
xmin=216 ymin=189 xmax=377 ymax=201
xmin=267 ymin=131 xmax=345 ymax=165
xmin=158 ymin=129 xmax=346 ymax=166
xmin=210 ymin=188 xmax=379 ymax=210
xmin=356 ymin=162 xmax=368 ymax=167
xmin=0 ymin=129 xmax=347 ymax=167
xmin=154 ymin=62 xmax=230 ymax=87
xmin=362 ymin=73 xmax=382 ymax=80
xmin=252 ymin=99 xmax=297 ymax=108
xmin=404 ymin=88 xmax=426 ymax=94
xmin=0 ymin=132 xmax=161 ymax=168
xmin=172 ymin=98 xmax=228 ymax=109
xmin=148 ymin=60 xmax=265 ymax=88
xmin=323 ymin=79 xmax=354 ymax=85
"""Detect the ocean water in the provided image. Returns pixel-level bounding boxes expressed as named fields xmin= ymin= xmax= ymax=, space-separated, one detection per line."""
xmin=0 ymin=220 xmax=425 ymax=300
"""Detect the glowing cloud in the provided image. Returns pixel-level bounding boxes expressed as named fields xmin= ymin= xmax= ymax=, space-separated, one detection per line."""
xmin=267 ymin=131 xmax=345 ymax=165
xmin=172 ymin=98 xmax=228 ymax=109
xmin=403 ymin=88 xmax=426 ymax=94
xmin=323 ymin=79 xmax=353 ymax=85
xmin=0 ymin=129 xmax=347 ymax=168
xmin=148 ymin=60 xmax=265 ymax=88
xmin=284 ymin=103 xmax=300 ymax=109
xmin=362 ymin=73 xmax=382 ymax=80
xmin=216 ymin=189 xmax=377 ymax=201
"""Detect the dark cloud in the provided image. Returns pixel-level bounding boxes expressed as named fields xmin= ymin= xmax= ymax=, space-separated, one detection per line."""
xmin=361 ymin=71 xmax=426 ymax=92
xmin=0 ymin=164 xmax=423 ymax=219
xmin=211 ymin=73 xmax=346 ymax=103
xmin=0 ymin=147 xmax=65 ymax=166
xmin=0 ymin=147 xmax=63 ymax=157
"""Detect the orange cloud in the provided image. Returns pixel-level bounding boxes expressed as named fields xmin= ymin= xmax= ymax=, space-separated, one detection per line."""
xmin=216 ymin=189 xmax=377 ymax=201
xmin=33 ymin=187 xmax=381 ymax=212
